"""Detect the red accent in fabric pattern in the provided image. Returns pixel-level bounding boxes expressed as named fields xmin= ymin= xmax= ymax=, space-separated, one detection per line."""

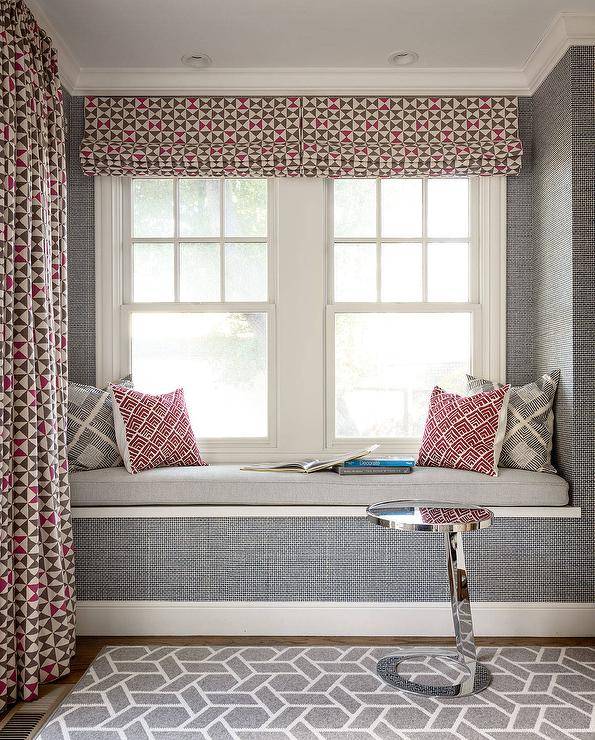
xmin=1 ymin=0 xmax=76 ymax=706
xmin=418 ymin=507 xmax=492 ymax=524
xmin=111 ymin=386 xmax=207 ymax=474
xmin=417 ymin=385 xmax=510 ymax=477
xmin=81 ymin=96 xmax=302 ymax=177
xmin=80 ymin=95 xmax=522 ymax=177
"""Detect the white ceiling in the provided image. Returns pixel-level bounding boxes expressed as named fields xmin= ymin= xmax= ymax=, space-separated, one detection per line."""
xmin=33 ymin=0 xmax=595 ymax=70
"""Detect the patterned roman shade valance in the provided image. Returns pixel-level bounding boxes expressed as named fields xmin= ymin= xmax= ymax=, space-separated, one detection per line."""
xmin=80 ymin=95 xmax=523 ymax=177
xmin=301 ymin=96 xmax=523 ymax=176
xmin=80 ymin=96 xmax=302 ymax=176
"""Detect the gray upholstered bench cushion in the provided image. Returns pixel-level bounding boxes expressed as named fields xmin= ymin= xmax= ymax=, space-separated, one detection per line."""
xmin=70 ymin=464 xmax=569 ymax=507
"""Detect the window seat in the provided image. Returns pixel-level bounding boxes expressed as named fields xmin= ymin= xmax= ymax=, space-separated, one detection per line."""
xmin=70 ymin=464 xmax=569 ymax=508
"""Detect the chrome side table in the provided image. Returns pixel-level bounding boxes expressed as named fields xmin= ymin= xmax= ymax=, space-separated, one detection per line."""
xmin=367 ymin=500 xmax=494 ymax=697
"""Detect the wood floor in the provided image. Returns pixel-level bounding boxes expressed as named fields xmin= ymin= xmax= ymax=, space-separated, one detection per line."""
xmin=59 ymin=635 xmax=595 ymax=688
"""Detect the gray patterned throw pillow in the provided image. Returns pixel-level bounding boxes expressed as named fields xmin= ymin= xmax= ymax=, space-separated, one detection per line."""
xmin=67 ymin=376 xmax=133 ymax=472
xmin=466 ymin=370 xmax=560 ymax=473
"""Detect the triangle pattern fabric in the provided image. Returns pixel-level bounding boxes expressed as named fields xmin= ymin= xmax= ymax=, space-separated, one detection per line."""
xmin=1 ymin=0 xmax=76 ymax=710
xmin=81 ymin=96 xmax=523 ymax=177
xmin=82 ymin=96 xmax=303 ymax=176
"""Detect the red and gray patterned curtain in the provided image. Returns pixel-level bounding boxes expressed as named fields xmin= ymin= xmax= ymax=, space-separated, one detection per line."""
xmin=1 ymin=0 xmax=76 ymax=706
xmin=81 ymin=94 xmax=522 ymax=177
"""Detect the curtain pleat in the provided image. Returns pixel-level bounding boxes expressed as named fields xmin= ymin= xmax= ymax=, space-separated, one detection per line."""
xmin=1 ymin=0 xmax=75 ymax=706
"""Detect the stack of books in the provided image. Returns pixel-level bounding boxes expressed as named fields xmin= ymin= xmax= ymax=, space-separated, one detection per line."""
xmin=334 ymin=457 xmax=416 ymax=475
xmin=240 ymin=445 xmax=417 ymax=477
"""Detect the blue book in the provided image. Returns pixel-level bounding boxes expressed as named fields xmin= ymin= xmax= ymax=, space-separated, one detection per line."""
xmin=344 ymin=457 xmax=416 ymax=468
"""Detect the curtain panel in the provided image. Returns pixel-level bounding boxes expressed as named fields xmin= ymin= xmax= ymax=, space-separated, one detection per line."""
xmin=81 ymin=94 xmax=522 ymax=178
xmin=1 ymin=0 xmax=76 ymax=705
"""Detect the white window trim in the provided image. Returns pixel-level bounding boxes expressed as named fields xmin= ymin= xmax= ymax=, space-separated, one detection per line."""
xmin=325 ymin=176 xmax=507 ymax=454
xmin=96 ymin=176 xmax=506 ymax=461
xmin=95 ymin=176 xmax=279 ymax=457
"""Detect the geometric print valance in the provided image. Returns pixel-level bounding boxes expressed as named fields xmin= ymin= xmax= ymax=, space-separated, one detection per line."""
xmin=81 ymin=96 xmax=302 ymax=177
xmin=80 ymin=95 xmax=522 ymax=178
xmin=301 ymin=96 xmax=523 ymax=177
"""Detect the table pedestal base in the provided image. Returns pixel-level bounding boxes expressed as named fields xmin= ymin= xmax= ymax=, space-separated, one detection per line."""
xmin=377 ymin=651 xmax=491 ymax=697
xmin=378 ymin=530 xmax=491 ymax=697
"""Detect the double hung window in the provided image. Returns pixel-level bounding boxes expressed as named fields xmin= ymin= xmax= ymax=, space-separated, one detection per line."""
xmin=123 ymin=177 xmax=273 ymax=441
xmin=97 ymin=174 xmax=504 ymax=458
xmin=329 ymin=177 xmax=478 ymax=442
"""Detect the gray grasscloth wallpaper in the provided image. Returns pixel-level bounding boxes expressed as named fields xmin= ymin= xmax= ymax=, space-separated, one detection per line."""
xmin=570 ymin=47 xmax=595 ymax=559
xmin=505 ymin=95 xmax=535 ymax=388
xmin=73 ymin=516 xmax=588 ymax=602
xmin=532 ymin=54 xmax=573 ymax=483
xmin=66 ymin=53 xmax=595 ymax=603
xmin=64 ymin=92 xmax=95 ymax=387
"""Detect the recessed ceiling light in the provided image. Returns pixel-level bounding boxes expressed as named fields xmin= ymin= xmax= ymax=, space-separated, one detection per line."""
xmin=181 ymin=52 xmax=213 ymax=69
xmin=388 ymin=51 xmax=419 ymax=67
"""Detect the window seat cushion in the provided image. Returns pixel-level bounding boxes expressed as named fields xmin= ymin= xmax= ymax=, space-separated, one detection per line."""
xmin=69 ymin=464 xmax=569 ymax=508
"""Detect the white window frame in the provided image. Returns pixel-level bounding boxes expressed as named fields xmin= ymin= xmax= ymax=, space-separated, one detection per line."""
xmin=96 ymin=175 xmax=505 ymax=460
xmin=325 ymin=176 xmax=506 ymax=453
xmin=95 ymin=176 xmax=278 ymax=456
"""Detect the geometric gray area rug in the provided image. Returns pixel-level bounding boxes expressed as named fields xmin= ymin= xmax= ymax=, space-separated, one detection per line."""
xmin=37 ymin=645 xmax=595 ymax=739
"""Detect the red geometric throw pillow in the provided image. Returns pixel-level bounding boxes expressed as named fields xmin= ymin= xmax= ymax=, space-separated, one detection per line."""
xmin=110 ymin=385 xmax=207 ymax=474
xmin=417 ymin=385 xmax=510 ymax=477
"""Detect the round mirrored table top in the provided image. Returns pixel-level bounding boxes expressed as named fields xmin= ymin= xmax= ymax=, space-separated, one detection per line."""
xmin=366 ymin=500 xmax=494 ymax=532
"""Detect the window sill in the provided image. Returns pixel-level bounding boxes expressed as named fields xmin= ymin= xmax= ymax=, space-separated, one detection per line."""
xmin=71 ymin=505 xmax=581 ymax=519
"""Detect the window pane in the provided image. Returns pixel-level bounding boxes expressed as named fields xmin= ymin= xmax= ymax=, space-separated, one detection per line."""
xmin=381 ymin=243 xmax=422 ymax=302
xmin=427 ymin=178 xmax=469 ymax=237
xmin=179 ymin=179 xmax=220 ymax=237
xmin=225 ymin=243 xmax=267 ymax=301
xmin=132 ymin=179 xmax=174 ymax=237
xmin=133 ymin=243 xmax=174 ymax=302
xmin=381 ymin=179 xmax=422 ymax=237
xmin=427 ymin=242 xmax=469 ymax=301
xmin=334 ymin=313 xmax=471 ymax=438
xmin=180 ymin=243 xmax=220 ymax=301
xmin=131 ymin=312 xmax=268 ymax=437
xmin=224 ymin=179 xmax=267 ymax=237
xmin=334 ymin=179 xmax=376 ymax=238
xmin=334 ymin=243 xmax=377 ymax=302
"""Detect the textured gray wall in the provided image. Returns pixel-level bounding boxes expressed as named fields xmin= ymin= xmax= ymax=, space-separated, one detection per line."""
xmin=65 ymin=92 xmax=95 ymax=386
xmin=569 ymin=47 xmax=594 ymax=540
xmin=506 ymin=97 xmax=535 ymax=387
xmin=74 ymin=516 xmax=589 ymax=602
xmin=532 ymin=54 xmax=574 ymax=482
xmin=571 ymin=46 xmax=595 ymax=512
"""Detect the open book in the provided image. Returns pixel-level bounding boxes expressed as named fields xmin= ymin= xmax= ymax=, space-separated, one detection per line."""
xmin=241 ymin=445 xmax=379 ymax=473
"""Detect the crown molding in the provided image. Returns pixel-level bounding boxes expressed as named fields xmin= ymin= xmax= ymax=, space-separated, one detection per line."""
xmin=525 ymin=13 xmax=595 ymax=94
xmin=73 ymin=66 xmax=528 ymax=96
xmin=25 ymin=7 xmax=595 ymax=97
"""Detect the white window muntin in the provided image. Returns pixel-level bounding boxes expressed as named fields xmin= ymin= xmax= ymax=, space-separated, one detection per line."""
xmin=116 ymin=176 xmax=277 ymax=449
xmin=96 ymin=175 xmax=505 ymax=460
xmin=122 ymin=177 xmax=275 ymax=305
xmin=327 ymin=177 xmax=479 ymax=305
xmin=325 ymin=176 xmax=505 ymax=452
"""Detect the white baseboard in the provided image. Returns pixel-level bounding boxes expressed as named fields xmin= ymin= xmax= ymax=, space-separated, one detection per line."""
xmin=76 ymin=601 xmax=595 ymax=638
